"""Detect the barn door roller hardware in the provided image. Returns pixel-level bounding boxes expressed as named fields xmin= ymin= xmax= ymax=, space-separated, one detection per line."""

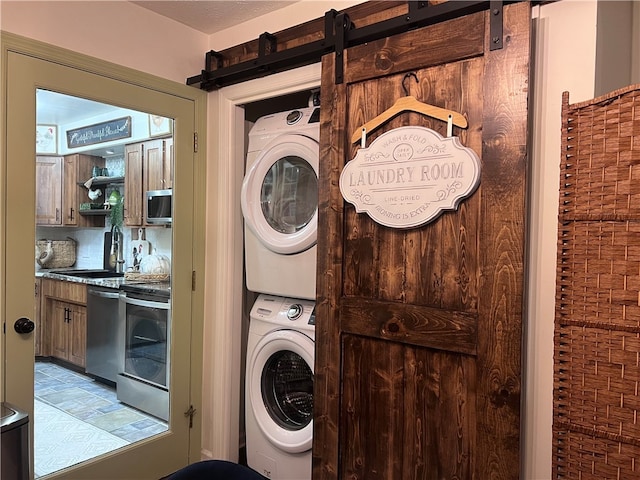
xmin=187 ymin=0 xmax=515 ymax=91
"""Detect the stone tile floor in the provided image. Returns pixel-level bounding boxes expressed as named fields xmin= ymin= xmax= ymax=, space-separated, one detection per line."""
xmin=34 ymin=361 xmax=168 ymax=477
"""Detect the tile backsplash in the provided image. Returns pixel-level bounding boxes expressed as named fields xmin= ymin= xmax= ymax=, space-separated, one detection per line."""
xmin=35 ymin=225 xmax=172 ymax=271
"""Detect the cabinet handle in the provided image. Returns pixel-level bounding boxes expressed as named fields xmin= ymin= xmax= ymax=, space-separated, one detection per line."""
xmin=69 ymin=207 xmax=75 ymax=221
xmin=56 ymin=208 xmax=60 ymax=222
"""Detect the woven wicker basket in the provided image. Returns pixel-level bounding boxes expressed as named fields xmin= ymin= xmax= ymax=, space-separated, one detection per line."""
xmin=124 ymin=272 xmax=170 ymax=282
xmin=36 ymin=239 xmax=76 ymax=269
xmin=554 ymin=85 xmax=640 ymax=478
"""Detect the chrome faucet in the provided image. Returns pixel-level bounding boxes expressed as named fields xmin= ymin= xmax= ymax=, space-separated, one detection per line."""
xmin=110 ymin=226 xmax=125 ymax=273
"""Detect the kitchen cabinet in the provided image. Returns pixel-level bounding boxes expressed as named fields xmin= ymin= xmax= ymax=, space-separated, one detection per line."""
xmin=124 ymin=142 xmax=143 ymax=226
xmin=49 ymin=300 xmax=86 ymax=367
xmin=36 ymin=156 xmax=62 ymax=225
xmin=34 ymin=278 xmax=44 ymax=357
xmin=146 ymin=137 xmax=173 ymax=191
xmin=36 ymin=154 xmax=104 ymax=227
xmin=65 ymin=153 xmax=105 ymax=227
xmin=125 ymin=138 xmax=173 ymax=226
xmin=41 ymin=279 xmax=87 ymax=368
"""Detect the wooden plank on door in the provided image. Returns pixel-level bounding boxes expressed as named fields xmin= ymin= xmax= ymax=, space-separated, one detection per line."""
xmin=314 ymin=3 xmax=530 ymax=479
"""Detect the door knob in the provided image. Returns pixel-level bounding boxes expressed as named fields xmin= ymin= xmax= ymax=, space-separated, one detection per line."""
xmin=14 ymin=317 xmax=35 ymax=334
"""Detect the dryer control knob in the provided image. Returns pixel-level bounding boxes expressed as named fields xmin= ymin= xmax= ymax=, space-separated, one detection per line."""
xmin=287 ymin=304 xmax=304 ymax=320
xmin=286 ymin=110 xmax=303 ymax=125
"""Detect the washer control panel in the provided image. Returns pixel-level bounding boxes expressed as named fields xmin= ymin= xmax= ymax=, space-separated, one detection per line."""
xmin=287 ymin=303 xmax=304 ymax=320
xmin=252 ymin=294 xmax=316 ymax=328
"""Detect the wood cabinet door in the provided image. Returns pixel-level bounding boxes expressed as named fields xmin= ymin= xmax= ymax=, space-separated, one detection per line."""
xmin=144 ymin=139 xmax=165 ymax=192
xmin=49 ymin=299 xmax=68 ymax=361
xmin=68 ymin=303 xmax=86 ymax=367
xmin=63 ymin=155 xmax=79 ymax=226
xmin=34 ymin=278 xmax=43 ymax=357
xmin=35 ymin=156 xmax=62 ymax=225
xmin=124 ymin=143 xmax=143 ymax=226
xmin=66 ymin=153 xmax=105 ymax=227
xmin=164 ymin=138 xmax=173 ymax=190
xmin=314 ymin=3 xmax=530 ymax=479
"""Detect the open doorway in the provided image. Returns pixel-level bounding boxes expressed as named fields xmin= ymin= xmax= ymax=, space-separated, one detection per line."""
xmin=4 ymin=41 xmax=204 ymax=479
xmin=34 ymin=90 xmax=174 ymax=476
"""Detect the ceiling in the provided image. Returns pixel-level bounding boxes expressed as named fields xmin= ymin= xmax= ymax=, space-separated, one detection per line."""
xmin=131 ymin=1 xmax=296 ymax=35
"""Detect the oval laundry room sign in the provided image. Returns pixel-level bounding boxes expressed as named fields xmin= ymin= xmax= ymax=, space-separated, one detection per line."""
xmin=339 ymin=126 xmax=481 ymax=228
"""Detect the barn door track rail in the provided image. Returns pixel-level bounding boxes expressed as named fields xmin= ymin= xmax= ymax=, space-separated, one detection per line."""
xmin=186 ymin=0 xmax=524 ymax=91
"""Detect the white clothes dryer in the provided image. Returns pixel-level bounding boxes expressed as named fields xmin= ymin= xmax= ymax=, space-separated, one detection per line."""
xmin=241 ymin=106 xmax=320 ymax=300
xmin=245 ymin=294 xmax=316 ymax=480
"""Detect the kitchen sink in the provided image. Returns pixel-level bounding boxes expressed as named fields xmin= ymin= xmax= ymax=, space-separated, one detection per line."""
xmin=50 ymin=269 xmax=124 ymax=279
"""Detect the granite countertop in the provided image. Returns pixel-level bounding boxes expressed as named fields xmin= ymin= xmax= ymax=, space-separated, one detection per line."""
xmin=35 ymin=269 xmax=169 ymax=292
xmin=36 ymin=270 xmax=126 ymax=289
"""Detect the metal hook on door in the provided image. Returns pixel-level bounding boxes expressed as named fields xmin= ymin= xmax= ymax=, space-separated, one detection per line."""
xmin=402 ymin=72 xmax=419 ymax=96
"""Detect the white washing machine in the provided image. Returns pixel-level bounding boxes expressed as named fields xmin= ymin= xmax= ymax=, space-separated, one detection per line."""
xmin=241 ymin=105 xmax=320 ymax=300
xmin=245 ymin=294 xmax=316 ymax=480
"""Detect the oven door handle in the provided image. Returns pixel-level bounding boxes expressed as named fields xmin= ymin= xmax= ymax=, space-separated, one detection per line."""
xmin=122 ymin=295 xmax=170 ymax=310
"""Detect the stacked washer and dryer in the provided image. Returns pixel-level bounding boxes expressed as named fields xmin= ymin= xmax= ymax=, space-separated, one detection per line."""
xmin=241 ymin=100 xmax=319 ymax=480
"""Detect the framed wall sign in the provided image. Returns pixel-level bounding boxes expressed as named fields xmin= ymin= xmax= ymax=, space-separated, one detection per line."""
xmin=339 ymin=125 xmax=481 ymax=228
xmin=66 ymin=116 xmax=132 ymax=148
xmin=36 ymin=124 xmax=57 ymax=154
xmin=148 ymin=115 xmax=172 ymax=137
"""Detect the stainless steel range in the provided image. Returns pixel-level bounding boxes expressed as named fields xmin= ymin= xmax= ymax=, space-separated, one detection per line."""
xmin=117 ymin=283 xmax=170 ymax=421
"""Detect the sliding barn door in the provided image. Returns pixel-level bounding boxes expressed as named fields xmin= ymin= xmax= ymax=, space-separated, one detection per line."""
xmin=314 ymin=3 xmax=530 ymax=479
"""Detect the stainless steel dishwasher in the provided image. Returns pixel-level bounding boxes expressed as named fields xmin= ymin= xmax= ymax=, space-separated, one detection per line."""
xmin=86 ymin=286 xmax=123 ymax=384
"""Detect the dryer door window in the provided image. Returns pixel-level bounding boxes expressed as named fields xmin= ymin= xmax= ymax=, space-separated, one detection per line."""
xmin=261 ymin=156 xmax=317 ymax=235
xmin=241 ymin=134 xmax=319 ymax=255
xmin=261 ymin=349 xmax=313 ymax=430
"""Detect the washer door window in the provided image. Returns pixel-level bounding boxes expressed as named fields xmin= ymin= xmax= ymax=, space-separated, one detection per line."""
xmin=261 ymin=349 xmax=313 ymax=430
xmin=242 ymin=134 xmax=319 ymax=254
xmin=249 ymin=330 xmax=314 ymax=453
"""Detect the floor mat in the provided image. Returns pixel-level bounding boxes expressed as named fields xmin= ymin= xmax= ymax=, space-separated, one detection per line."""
xmin=34 ymin=399 xmax=129 ymax=478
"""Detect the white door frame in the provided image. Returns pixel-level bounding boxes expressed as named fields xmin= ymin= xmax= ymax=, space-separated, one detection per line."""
xmin=202 ymin=63 xmax=320 ymax=460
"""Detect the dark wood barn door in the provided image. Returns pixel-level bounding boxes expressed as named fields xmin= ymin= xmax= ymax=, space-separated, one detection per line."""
xmin=314 ymin=3 xmax=530 ymax=479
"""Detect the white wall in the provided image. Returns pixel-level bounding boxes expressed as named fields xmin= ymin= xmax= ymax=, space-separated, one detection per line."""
xmin=0 ymin=0 xmax=208 ymax=84
xmin=633 ymin=1 xmax=640 ymax=83
xmin=594 ymin=0 xmax=633 ymax=95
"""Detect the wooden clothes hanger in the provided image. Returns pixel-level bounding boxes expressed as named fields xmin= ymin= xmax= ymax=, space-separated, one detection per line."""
xmin=350 ymin=72 xmax=468 ymax=145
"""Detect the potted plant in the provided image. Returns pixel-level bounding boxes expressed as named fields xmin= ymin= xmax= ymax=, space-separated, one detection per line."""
xmin=108 ymin=190 xmax=123 ymax=229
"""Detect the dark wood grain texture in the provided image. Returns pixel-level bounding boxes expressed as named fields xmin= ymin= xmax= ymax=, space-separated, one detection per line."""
xmin=340 ymin=297 xmax=478 ymax=356
xmin=344 ymin=12 xmax=485 ymax=85
xmin=403 ymin=347 xmax=476 ymax=479
xmin=311 ymin=52 xmax=346 ymax=480
xmin=314 ymin=3 xmax=530 ymax=480
xmin=341 ymin=335 xmax=404 ymax=480
xmin=475 ymin=3 xmax=530 ymax=478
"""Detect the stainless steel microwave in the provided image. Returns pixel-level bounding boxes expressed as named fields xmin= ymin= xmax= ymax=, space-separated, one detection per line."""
xmin=146 ymin=189 xmax=172 ymax=225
